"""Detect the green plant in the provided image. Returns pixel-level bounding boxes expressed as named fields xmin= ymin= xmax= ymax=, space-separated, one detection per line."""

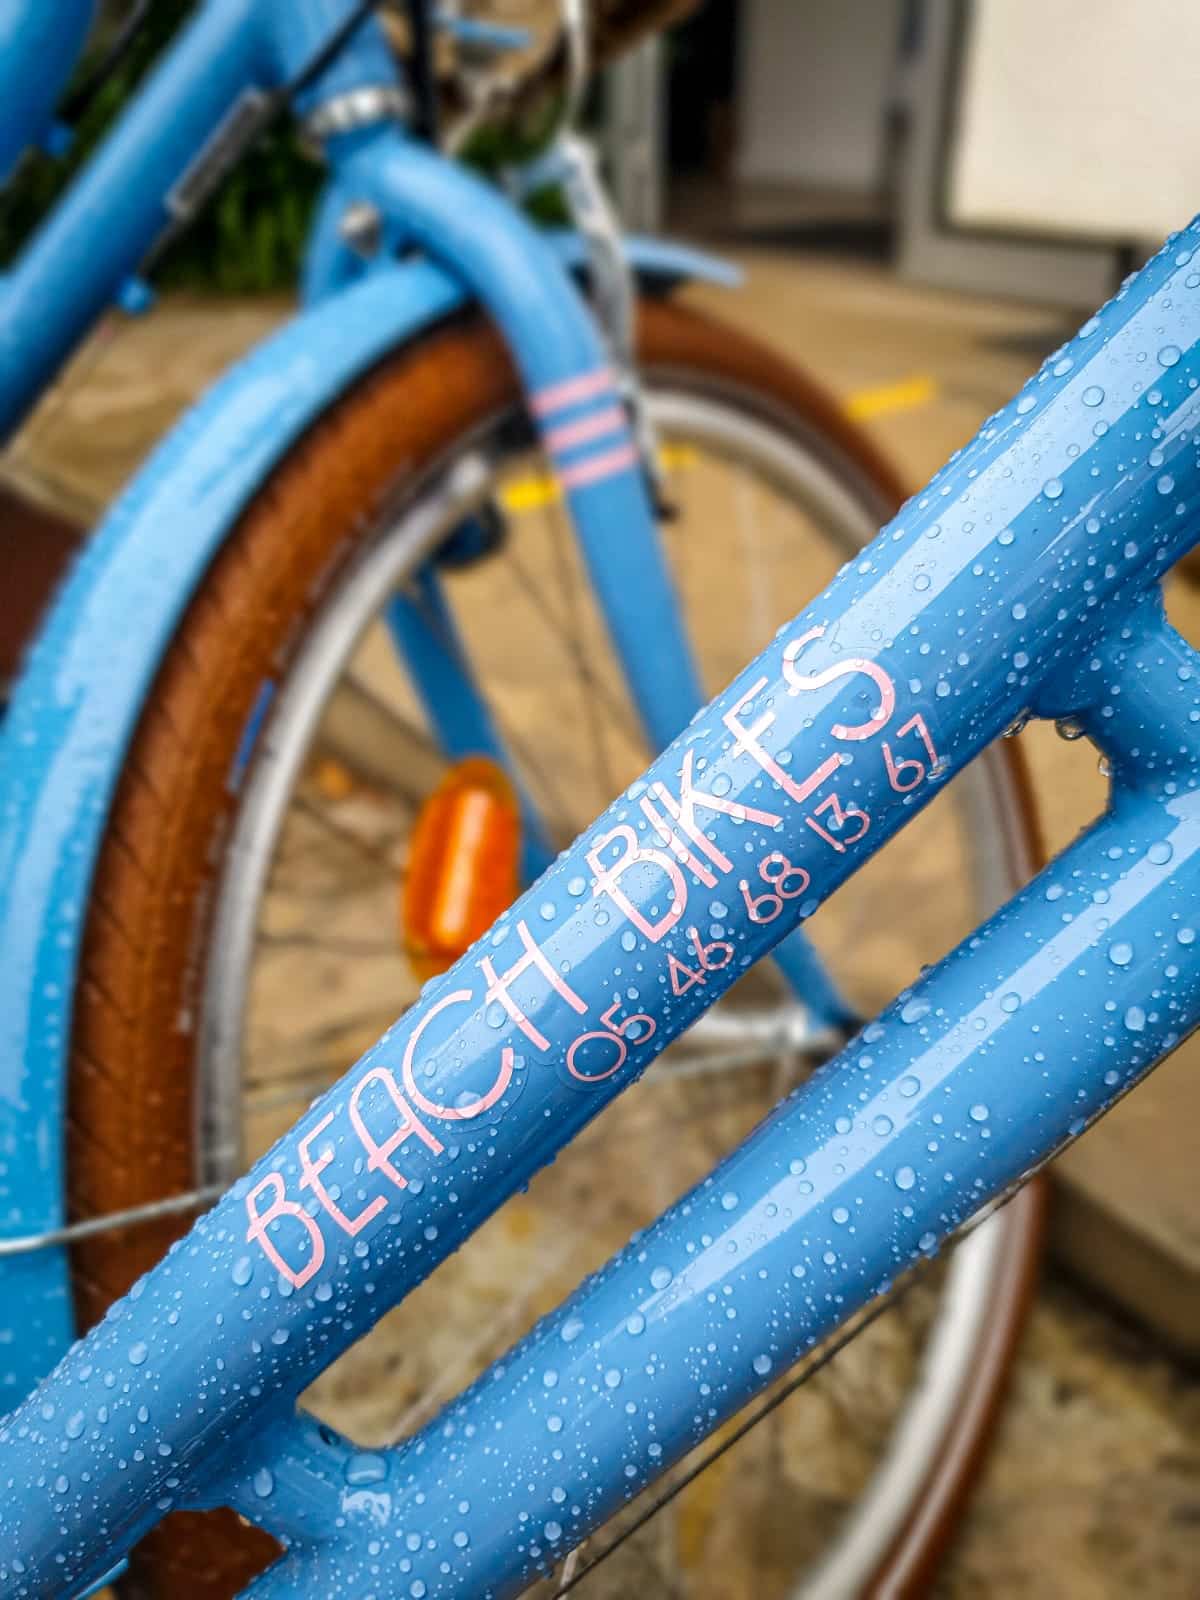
xmin=0 ymin=2 xmax=574 ymax=295
xmin=0 ymin=0 xmax=322 ymax=294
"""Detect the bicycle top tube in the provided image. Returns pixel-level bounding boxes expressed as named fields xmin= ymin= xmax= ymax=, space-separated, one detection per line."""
xmin=0 ymin=0 xmax=399 ymax=441
xmin=4 ymin=211 xmax=1200 ymax=1597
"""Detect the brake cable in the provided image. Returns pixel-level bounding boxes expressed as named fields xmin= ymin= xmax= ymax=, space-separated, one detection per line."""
xmin=58 ymin=0 xmax=155 ymax=128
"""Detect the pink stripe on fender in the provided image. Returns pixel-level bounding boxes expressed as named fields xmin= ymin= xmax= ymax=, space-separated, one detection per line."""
xmin=558 ymin=441 xmax=641 ymax=491
xmin=543 ymin=406 xmax=628 ymax=456
xmin=531 ymin=367 xmax=615 ymax=418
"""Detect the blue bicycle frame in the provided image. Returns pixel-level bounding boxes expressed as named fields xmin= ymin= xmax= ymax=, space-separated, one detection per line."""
xmin=0 ymin=0 xmax=844 ymax=1410
xmin=4 ymin=3 xmax=1200 ymax=1597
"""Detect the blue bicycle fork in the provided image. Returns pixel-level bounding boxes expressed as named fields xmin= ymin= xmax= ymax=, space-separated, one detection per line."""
xmin=4 ymin=214 xmax=1200 ymax=1598
xmin=330 ymin=119 xmax=853 ymax=1023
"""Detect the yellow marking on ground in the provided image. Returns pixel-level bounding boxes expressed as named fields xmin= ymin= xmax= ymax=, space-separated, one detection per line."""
xmin=498 ymin=444 xmax=700 ymax=513
xmin=844 ymin=373 xmax=938 ymax=422
xmin=312 ymin=755 xmax=357 ymax=802
xmin=503 ymin=1195 xmax=539 ymax=1241
xmin=659 ymin=443 xmax=699 ymax=471
xmin=500 ymin=473 xmax=560 ymax=513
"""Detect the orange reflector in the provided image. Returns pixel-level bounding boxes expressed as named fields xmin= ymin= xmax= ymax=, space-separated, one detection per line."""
xmin=402 ymin=757 xmax=521 ymax=979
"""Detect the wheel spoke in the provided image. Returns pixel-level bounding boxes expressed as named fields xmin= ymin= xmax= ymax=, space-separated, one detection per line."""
xmin=258 ymin=929 xmax=402 ymax=956
xmin=382 ymin=1229 xmax=580 ymax=1443
xmin=291 ymin=792 xmax=402 ymax=875
xmin=244 ymin=1005 xmax=411 ymax=1101
xmin=503 ymin=528 xmax=643 ymax=753
xmin=552 ymin=1285 xmax=919 ymax=1596
xmin=543 ymin=495 xmax=623 ymax=807
xmin=319 ymin=672 xmax=444 ymax=804
xmin=405 ymin=564 xmax=578 ymax=846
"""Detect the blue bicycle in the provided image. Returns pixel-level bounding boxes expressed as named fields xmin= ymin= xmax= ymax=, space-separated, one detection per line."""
xmin=0 ymin=2 xmax=1050 ymax=1594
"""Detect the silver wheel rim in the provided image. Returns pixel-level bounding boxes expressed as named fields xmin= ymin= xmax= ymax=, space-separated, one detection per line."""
xmin=198 ymin=386 xmax=1032 ymax=1594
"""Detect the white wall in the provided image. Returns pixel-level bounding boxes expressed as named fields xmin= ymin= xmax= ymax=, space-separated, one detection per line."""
xmin=949 ymin=0 xmax=1200 ymax=244
xmin=736 ymin=0 xmax=901 ymax=193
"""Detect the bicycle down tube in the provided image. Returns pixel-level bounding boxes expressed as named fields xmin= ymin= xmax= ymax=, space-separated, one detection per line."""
xmin=7 ymin=222 xmax=1200 ymax=1600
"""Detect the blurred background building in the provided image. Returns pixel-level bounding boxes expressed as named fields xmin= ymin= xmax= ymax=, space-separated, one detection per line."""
xmin=624 ymin=0 xmax=1200 ymax=313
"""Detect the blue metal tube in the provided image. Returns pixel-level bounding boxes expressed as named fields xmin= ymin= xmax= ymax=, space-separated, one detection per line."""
xmin=223 ymin=620 xmax=1200 ymax=1599
xmin=332 ymin=123 xmax=708 ymax=755
xmin=0 ymin=0 xmax=270 ymax=441
xmin=384 ymin=572 xmax=555 ymax=879
xmin=5 ymin=220 xmax=1200 ymax=1593
xmin=258 ymin=0 xmax=399 ymax=115
xmin=0 ymin=0 xmax=95 ymax=183
xmin=384 ymin=574 xmax=517 ymax=769
xmin=0 ymin=0 xmax=403 ymax=440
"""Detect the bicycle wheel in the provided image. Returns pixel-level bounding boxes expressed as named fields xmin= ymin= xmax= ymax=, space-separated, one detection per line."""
xmin=65 ymin=298 xmax=1045 ymax=1598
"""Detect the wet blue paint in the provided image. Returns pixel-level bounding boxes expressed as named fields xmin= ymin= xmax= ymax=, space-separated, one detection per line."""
xmin=3 ymin=212 xmax=1200 ymax=1594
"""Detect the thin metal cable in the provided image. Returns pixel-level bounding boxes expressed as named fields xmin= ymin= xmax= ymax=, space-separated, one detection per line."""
xmin=550 ymin=1280 xmax=918 ymax=1596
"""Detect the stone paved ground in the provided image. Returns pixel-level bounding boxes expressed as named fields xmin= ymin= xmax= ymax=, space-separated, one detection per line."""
xmin=6 ymin=259 xmax=1197 ymax=1596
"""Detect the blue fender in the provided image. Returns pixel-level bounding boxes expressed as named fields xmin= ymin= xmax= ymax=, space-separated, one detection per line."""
xmin=0 ymin=232 xmax=736 ymax=1402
